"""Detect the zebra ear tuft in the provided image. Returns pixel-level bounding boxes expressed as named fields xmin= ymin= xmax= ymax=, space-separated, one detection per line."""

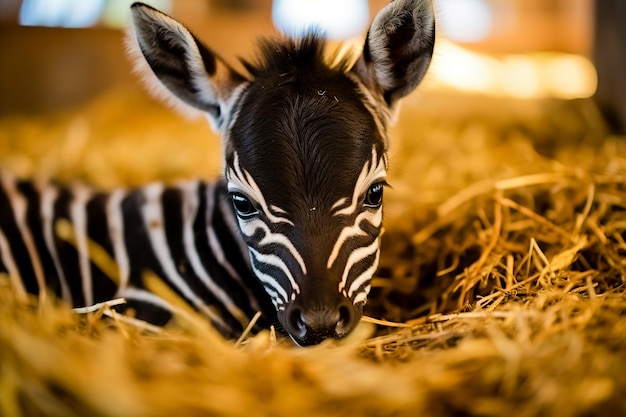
xmin=352 ymin=0 xmax=435 ymax=106
xmin=127 ymin=2 xmax=247 ymax=132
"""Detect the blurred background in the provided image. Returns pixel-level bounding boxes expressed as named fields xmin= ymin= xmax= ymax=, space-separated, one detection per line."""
xmin=0 ymin=0 xmax=622 ymax=122
xmin=0 ymin=0 xmax=623 ymax=193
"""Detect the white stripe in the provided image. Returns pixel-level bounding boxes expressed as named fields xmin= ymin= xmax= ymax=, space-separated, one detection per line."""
xmin=247 ymin=261 xmax=289 ymax=304
xmin=179 ymin=180 xmax=247 ymax=326
xmin=227 ymin=152 xmax=294 ymax=226
xmin=330 ymin=197 xmax=349 ymax=211
xmin=207 ymin=228 xmax=241 ymax=280
xmin=1 ymin=175 xmax=46 ymax=304
xmin=239 ymin=217 xmax=307 ymax=277
xmin=270 ymin=205 xmax=288 ymax=214
xmin=118 ymin=286 xmax=174 ymax=312
xmin=327 ymin=208 xmax=383 ymax=269
xmin=347 ymin=249 xmax=380 ymax=298
xmin=70 ymin=185 xmax=93 ymax=306
xmin=141 ymin=183 xmax=226 ymax=327
xmin=333 ymin=147 xmax=386 ymax=218
xmin=213 ymin=188 xmax=261 ymax=311
xmin=338 ymin=238 xmax=380 ymax=294
xmin=215 ymin=81 xmax=250 ymax=135
xmin=262 ymin=286 xmax=283 ymax=309
xmin=39 ymin=184 xmax=72 ymax=304
xmin=0 ymin=228 xmax=26 ymax=301
xmin=205 ymin=182 xmax=244 ymax=282
xmin=248 ymin=246 xmax=299 ymax=296
xmin=352 ymin=286 xmax=370 ymax=305
xmin=107 ymin=189 xmax=129 ymax=291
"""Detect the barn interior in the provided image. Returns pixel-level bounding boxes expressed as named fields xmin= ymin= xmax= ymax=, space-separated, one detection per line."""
xmin=1 ymin=0 xmax=625 ymax=416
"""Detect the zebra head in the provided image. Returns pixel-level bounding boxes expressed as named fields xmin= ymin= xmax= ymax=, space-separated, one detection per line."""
xmin=129 ymin=0 xmax=435 ymax=346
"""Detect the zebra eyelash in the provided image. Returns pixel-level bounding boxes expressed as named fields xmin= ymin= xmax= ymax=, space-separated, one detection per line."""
xmin=227 ymin=191 xmax=260 ymax=219
xmin=331 ymin=179 xmax=390 ymax=215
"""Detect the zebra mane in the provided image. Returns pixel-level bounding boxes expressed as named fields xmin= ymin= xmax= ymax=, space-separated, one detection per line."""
xmin=240 ymin=34 xmax=357 ymax=79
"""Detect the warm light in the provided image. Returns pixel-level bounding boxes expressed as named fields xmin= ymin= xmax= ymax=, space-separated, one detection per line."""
xmin=544 ymin=55 xmax=598 ymax=99
xmin=500 ymin=56 xmax=541 ymax=99
xmin=436 ymin=0 xmax=493 ymax=43
xmin=101 ymin=0 xmax=172 ymax=28
xmin=429 ymin=40 xmax=598 ymax=99
xmin=272 ymin=0 xmax=369 ymax=40
xmin=431 ymin=40 xmax=499 ymax=93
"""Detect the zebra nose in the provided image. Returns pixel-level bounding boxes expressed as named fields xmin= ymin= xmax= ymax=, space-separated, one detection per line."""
xmin=283 ymin=298 xmax=357 ymax=346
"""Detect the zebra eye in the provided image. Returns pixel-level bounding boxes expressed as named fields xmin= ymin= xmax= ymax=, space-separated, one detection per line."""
xmin=364 ymin=183 xmax=384 ymax=208
xmin=231 ymin=193 xmax=258 ymax=218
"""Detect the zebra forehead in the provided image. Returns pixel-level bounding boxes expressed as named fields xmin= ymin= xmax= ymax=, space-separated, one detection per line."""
xmin=224 ymin=106 xmax=386 ymax=209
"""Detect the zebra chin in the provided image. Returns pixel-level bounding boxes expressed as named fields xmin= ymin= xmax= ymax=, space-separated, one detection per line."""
xmin=277 ymin=294 xmax=362 ymax=347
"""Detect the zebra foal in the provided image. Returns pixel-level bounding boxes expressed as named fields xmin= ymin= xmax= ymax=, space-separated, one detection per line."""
xmin=0 ymin=0 xmax=435 ymax=346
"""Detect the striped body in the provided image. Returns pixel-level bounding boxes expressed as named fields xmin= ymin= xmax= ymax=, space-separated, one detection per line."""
xmin=0 ymin=174 xmax=274 ymax=338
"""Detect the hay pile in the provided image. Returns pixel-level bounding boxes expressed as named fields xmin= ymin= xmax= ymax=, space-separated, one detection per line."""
xmin=1 ymin=88 xmax=626 ymax=416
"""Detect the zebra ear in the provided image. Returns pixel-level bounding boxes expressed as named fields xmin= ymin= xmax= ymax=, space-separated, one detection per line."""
xmin=128 ymin=3 xmax=247 ymax=131
xmin=352 ymin=0 xmax=435 ymax=106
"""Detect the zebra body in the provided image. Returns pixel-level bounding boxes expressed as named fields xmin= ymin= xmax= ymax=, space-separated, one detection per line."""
xmin=0 ymin=174 xmax=272 ymax=337
xmin=2 ymin=0 xmax=435 ymax=345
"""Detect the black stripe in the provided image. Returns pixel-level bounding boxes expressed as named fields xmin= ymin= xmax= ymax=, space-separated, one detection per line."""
xmin=209 ymin=183 xmax=276 ymax=328
xmin=120 ymin=190 xmax=166 ymax=290
xmin=52 ymin=188 xmax=85 ymax=306
xmin=86 ymin=192 xmax=118 ymax=303
xmin=192 ymin=183 xmax=252 ymax=332
xmin=16 ymin=180 xmax=62 ymax=297
xmin=161 ymin=184 xmax=244 ymax=336
xmin=113 ymin=299 xmax=173 ymax=326
xmin=161 ymin=186 xmax=188 ymax=276
xmin=0 ymin=180 xmax=39 ymax=294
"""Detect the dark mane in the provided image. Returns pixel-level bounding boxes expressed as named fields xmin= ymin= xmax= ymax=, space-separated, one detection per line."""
xmin=240 ymin=34 xmax=355 ymax=78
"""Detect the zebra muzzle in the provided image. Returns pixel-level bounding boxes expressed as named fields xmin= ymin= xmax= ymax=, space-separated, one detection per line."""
xmin=280 ymin=296 xmax=359 ymax=346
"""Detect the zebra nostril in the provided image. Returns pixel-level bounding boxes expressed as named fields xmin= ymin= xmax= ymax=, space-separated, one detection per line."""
xmin=287 ymin=306 xmax=307 ymax=338
xmin=335 ymin=303 xmax=354 ymax=335
xmin=283 ymin=299 xmax=359 ymax=345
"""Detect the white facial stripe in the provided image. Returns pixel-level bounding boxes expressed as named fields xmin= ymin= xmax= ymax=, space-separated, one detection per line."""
xmin=270 ymin=205 xmax=288 ymax=214
xmin=338 ymin=237 xmax=380 ymax=294
xmin=327 ymin=207 xmax=383 ymax=269
xmin=262 ymin=286 xmax=284 ymax=309
xmin=332 ymin=147 xmax=386 ymax=217
xmin=330 ymin=197 xmax=349 ymax=211
xmin=347 ymin=248 xmax=380 ymax=298
xmin=352 ymin=286 xmax=370 ymax=305
xmin=248 ymin=258 xmax=289 ymax=305
xmin=238 ymin=217 xmax=307 ymax=276
xmin=227 ymin=152 xmax=294 ymax=226
xmin=248 ymin=246 xmax=299 ymax=296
